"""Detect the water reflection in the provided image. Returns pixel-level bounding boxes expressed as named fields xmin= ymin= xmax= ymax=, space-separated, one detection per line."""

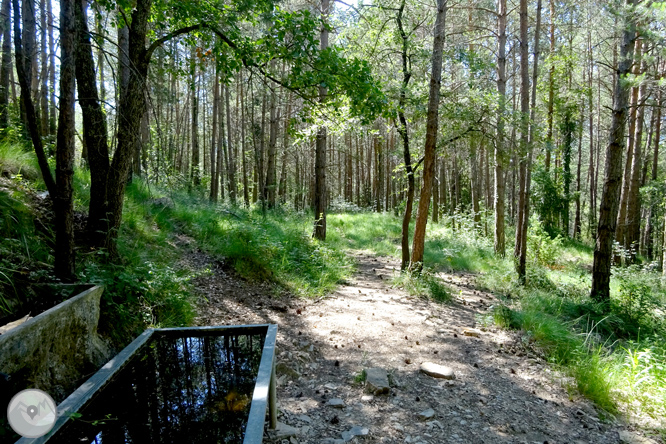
xmin=47 ymin=334 xmax=264 ymax=444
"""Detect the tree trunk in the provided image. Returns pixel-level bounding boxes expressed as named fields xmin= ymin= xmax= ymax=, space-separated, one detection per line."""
xmin=75 ymin=0 xmax=109 ymax=245
xmin=12 ymin=0 xmax=56 ymax=197
xmin=494 ymin=0 xmax=507 ymax=257
xmin=265 ymin=74 xmax=279 ymax=208
xmin=0 ymin=0 xmax=10 ymax=129
xmin=104 ymin=0 xmax=152 ymax=253
xmin=210 ymin=64 xmax=219 ymax=202
xmin=39 ymin=0 xmax=47 ymax=137
xmin=624 ymin=42 xmax=647 ymax=257
xmin=225 ymin=81 xmax=236 ymax=203
xmin=54 ymin=0 xmax=75 ymax=280
xmin=591 ymin=0 xmax=636 ymax=302
xmin=240 ymin=72 xmax=250 ymax=206
xmin=394 ymin=0 xmax=414 ymax=270
xmin=616 ymin=37 xmax=642 ymax=250
xmin=545 ymin=0 xmax=555 ymax=171
xmin=190 ymin=50 xmax=200 ymax=186
xmin=313 ymin=0 xmax=329 ymax=240
xmin=374 ymin=121 xmax=383 ymax=212
xmin=410 ymin=0 xmax=446 ymax=269
xmin=514 ymin=0 xmax=530 ymax=282
xmin=574 ymin=107 xmax=583 ymax=239
xmin=47 ymin=0 xmax=54 ymax=135
xmin=587 ymin=33 xmax=597 ymax=238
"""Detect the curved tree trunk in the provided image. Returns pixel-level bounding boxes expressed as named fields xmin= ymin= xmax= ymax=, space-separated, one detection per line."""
xmin=410 ymin=0 xmax=446 ymax=270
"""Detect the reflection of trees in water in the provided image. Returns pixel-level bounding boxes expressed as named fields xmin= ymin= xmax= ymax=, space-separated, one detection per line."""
xmin=49 ymin=334 xmax=264 ymax=444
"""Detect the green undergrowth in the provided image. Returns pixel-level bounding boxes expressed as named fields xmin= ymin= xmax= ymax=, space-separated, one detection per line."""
xmin=128 ymin=183 xmax=353 ymax=299
xmin=391 ymin=269 xmax=451 ymax=303
xmin=476 ymin=225 xmax=666 ymax=431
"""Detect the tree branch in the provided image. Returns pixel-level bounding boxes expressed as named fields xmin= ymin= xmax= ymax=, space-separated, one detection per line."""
xmin=145 ymin=24 xmax=205 ymax=60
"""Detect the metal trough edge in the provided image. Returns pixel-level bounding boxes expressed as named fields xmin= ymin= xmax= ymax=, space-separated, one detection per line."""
xmin=17 ymin=324 xmax=278 ymax=444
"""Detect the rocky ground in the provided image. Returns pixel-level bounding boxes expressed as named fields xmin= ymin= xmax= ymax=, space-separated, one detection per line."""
xmin=188 ymin=246 xmax=660 ymax=444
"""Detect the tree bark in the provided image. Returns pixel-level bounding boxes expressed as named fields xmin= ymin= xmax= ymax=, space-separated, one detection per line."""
xmin=210 ymin=63 xmax=219 ymax=202
xmin=265 ymin=75 xmax=279 ymax=208
xmin=190 ymin=49 xmax=200 ymax=186
xmin=624 ymin=42 xmax=647 ymax=256
xmin=494 ymin=0 xmax=507 ymax=257
xmin=74 ymin=0 xmax=109 ymax=245
xmin=225 ymin=81 xmax=236 ymax=203
xmin=47 ymin=0 xmax=54 ymax=135
xmin=313 ymin=0 xmax=329 ymax=240
xmin=409 ymin=0 xmax=446 ymax=269
xmin=104 ymin=0 xmax=152 ymax=253
xmin=39 ymin=0 xmax=47 ymax=137
xmin=54 ymin=0 xmax=76 ymax=280
xmin=12 ymin=0 xmax=56 ymax=197
xmin=514 ymin=0 xmax=530 ymax=282
xmin=616 ymin=37 xmax=642 ymax=250
xmin=0 ymin=0 xmax=10 ymax=129
xmin=591 ymin=0 xmax=637 ymax=302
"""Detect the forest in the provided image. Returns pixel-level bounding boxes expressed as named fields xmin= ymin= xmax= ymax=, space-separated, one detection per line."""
xmin=0 ymin=0 xmax=665 ymax=441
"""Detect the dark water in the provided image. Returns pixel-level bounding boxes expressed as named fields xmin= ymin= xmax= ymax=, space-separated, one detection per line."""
xmin=46 ymin=333 xmax=264 ymax=444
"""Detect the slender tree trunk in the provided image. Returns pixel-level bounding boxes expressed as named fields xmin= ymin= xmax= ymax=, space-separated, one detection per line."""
xmin=574 ymin=107 xmax=583 ymax=239
xmin=313 ymin=0 xmax=329 ymax=240
xmin=240 ymin=73 xmax=249 ymax=206
xmin=624 ymin=43 xmax=647 ymax=256
xmin=514 ymin=0 xmax=531 ymax=282
xmin=39 ymin=0 xmax=48 ymax=137
xmin=0 ymin=0 xmax=10 ymax=129
xmin=410 ymin=0 xmax=446 ymax=269
xmin=226 ymin=81 xmax=236 ymax=203
xmin=616 ymin=37 xmax=642 ymax=250
xmin=210 ymin=64 xmax=219 ymax=201
xmin=265 ymin=75 xmax=279 ymax=208
xmin=54 ymin=0 xmax=75 ymax=280
xmin=494 ymin=0 xmax=507 ymax=257
xmin=12 ymin=0 xmax=55 ymax=196
xmin=587 ymin=33 xmax=597 ymax=238
xmin=591 ymin=0 xmax=636 ymax=302
xmin=47 ymin=0 xmax=55 ymax=135
xmin=545 ymin=0 xmax=555 ymax=171
xmin=397 ymin=0 xmax=416 ymax=270
xmin=190 ymin=50 xmax=200 ymax=186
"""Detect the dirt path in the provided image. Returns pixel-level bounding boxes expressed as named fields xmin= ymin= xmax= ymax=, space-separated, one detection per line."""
xmin=191 ymin=248 xmax=652 ymax=444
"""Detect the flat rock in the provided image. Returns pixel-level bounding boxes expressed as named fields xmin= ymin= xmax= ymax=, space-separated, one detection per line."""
xmin=462 ymin=328 xmax=481 ymax=337
xmin=417 ymin=408 xmax=435 ymax=420
xmin=361 ymin=395 xmax=374 ymax=402
xmin=276 ymin=362 xmax=301 ymax=380
xmin=328 ymin=398 xmax=345 ymax=408
xmin=342 ymin=426 xmax=370 ymax=442
xmin=269 ymin=422 xmax=299 ymax=439
xmin=364 ymin=367 xmax=390 ymax=394
xmin=420 ymin=362 xmax=455 ymax=380
xmin=619 ymin=430 xmax=656 ymax=444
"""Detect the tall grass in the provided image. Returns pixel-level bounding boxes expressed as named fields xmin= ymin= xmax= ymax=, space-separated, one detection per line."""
xmin=127 ymin=182 xmax=354 ymax=298
xmin=0 ymin=142 xmax=40 ymax=180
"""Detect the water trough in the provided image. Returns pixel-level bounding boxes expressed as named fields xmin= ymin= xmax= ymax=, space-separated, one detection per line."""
xmin=19 ymin=324 xmax=278 ymax=444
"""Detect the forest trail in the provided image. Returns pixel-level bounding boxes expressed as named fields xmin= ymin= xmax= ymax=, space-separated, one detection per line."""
xmin=190 ymin=246 xmax=647 ymax=444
